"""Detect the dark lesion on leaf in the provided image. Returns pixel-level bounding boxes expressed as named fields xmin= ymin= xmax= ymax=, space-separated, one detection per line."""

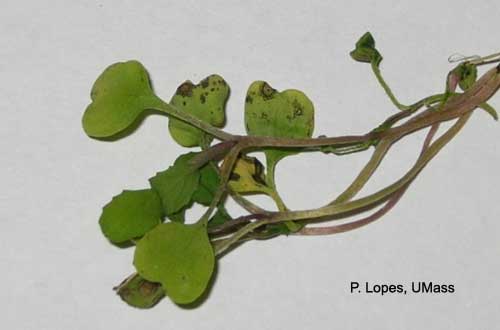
xmin=251 ymin=158 xmax=267 ymax=186
xmin=261 ymin=82 xmax=277 ymax=99
xmin=292 ymin=99 xmax=304 ymax=117
xmin=139 ymin=280 xmax=160 ymax=296
xmin=245 ymin=95 xmax=253 ymax=104
xmin=201 ymin=77 xmax=210 ymax=88
xmin=230 ymin=172 xmax=241 ymax=181
xmin=200 ymin=94 xmax=206 ymax=104
xmin=177 ymin=81 xmax=194 ymax=97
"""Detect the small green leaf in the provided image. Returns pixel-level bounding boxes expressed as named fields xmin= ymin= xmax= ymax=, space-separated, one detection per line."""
xmin=82 ymin=61 xmax=161 ymax=138
xmin=452 ymin=63 xmax=478 ymax=91
xmin=244 ymin=81 xmax=315 ymax=166
xmin=99 ymin=189 xmax=162 ymax=244
xmin=115 ymin=274 xmax=165 ymax=309
xmin=149 ymin=153 xmax=201 ymax=215
xmin=192 ymin=164 xmax=220 ymax=206
xmin=169 ymin=75 xmax=229 ymax=147
xmin=350 ymin=32 xmax=383 ymax=66
xmin=228 ymin=155 xmax=270 ymax=195
xmin=134 ymin=222 xmax=215 ymax=305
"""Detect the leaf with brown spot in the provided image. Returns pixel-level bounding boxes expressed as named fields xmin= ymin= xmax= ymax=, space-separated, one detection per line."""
xmin=115 ymin=273 xmax=165 ymax=309
xmin=244 ymin=80 xmax=315 ymax=168
xmin=168 ymin=75 xmax=229 ymax=147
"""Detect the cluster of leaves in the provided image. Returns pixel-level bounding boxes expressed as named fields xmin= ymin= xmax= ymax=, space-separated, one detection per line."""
xmin=83 ymin=32 xmax=499 ymax=308
xmin=83 ymin=49 xmax=319 ymax=306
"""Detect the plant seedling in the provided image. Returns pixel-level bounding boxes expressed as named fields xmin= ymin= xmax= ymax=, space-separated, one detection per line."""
xmin=83 ymin=32 xmax=500 ymax=308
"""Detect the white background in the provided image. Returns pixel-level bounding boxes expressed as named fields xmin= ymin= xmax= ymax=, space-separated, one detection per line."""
xmin=1 ymin=1 xmax=500 ymax=329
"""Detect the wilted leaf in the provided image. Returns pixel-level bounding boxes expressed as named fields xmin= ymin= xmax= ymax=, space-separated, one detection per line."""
xmin=350 ymin=32 xmax=383 ymax=66
xmin=452 ymin=63 xmax=478 ymax=91
xmin=115 ymin=273 xmax=165 ymax=309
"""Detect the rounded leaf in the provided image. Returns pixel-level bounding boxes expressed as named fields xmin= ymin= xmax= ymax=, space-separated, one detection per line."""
xmin=169 ymin=75 xmax=229 ymax=147
xmin=82 ymin=60 xmax=160 ymax=138
xmin=133 ymin=222 xmax=215 ymax=304
xmin=244 ymin=81 xmax=314 ymax=164
xmin=244 ymin=81 xmax=314 ymax=139
xmin=99 ymin=189 xmax=163 ymax=244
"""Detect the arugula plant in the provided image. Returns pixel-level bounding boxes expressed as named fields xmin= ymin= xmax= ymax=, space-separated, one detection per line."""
xmin=83 ymin=32 xmax=500 ymax=308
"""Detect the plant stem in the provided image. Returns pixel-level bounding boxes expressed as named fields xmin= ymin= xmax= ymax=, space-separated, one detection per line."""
xmin=297 ymin=123 xmax=441 ymax=235
xmin=154 ymin=99 xmax=235 ymax=141
xmin=330 ymin=139 xmax=393 ymax=205
xmin=269 ymin=113 xmax=472 ymax=223
xmin=371 ymin=61 xmax=411 ymax=111
xmin=214 ymin=112 xmax=471 ymax=253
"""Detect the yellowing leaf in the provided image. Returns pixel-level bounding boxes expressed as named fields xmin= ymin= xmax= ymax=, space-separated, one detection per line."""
xmin=227 ymin=156 xmax=270 ymax=195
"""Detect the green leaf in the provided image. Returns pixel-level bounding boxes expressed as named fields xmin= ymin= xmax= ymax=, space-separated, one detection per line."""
xmin=99 ymin=189 xmax=163 ymax=244
xmin=350 ymin=32 xmax=383 ymax=66
xmin=149 ymin=153 xmax=201 ymax=215
xmin=115 ymin=274 xmax=165 ymax=309
xmin=452 ymin=63 xmax=478 ymax=91
xmin=228 ymin=155 xmax=270 ymax=195
xmin=192 ymin=164 xmax=220 ymax=206
xmin=134 ymin=222 xmax=215 ymax=305
xmin=244 ymin=81 xmax=315 ymax=166
xmin=82 ymin=60 xmax=161 ymax=138
xmin=169 ymin=75 xmax=229 ymax=147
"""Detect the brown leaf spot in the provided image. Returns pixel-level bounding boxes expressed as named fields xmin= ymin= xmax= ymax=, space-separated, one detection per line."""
xmin=201 ymin=78 xmax=210 ymax=88
xmin=176 ymin=82 xmax=194 ymax=97
xmin=261 ymin=82 xmax=277 ymax=99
